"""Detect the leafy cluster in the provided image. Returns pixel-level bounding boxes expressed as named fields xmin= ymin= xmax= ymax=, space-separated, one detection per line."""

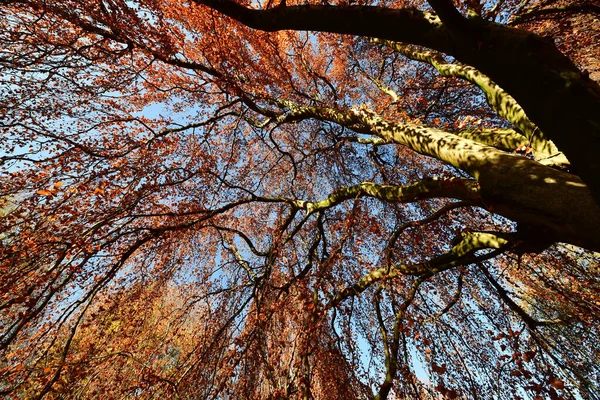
xmin=1 ymin=0 xmax=599 ymax=398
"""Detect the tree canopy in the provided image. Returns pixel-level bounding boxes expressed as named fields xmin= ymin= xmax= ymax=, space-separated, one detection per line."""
xmin=1 ymin=0 xmax=599 ymax=398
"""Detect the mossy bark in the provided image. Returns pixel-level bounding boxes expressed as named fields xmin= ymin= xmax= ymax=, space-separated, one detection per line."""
xmin=192 ymin=0 xmax=600 ymax=202
xmin=283 ymin=103 xmax=600 ymax=251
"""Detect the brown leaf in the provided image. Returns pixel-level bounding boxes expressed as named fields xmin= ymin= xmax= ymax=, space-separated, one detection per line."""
xmin=549 ymin=378 xmax=565 ymax=390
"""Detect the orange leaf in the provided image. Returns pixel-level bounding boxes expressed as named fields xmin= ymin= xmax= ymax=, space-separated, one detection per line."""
xmin=549 ymin=378 xmax=565 ymax=390
xmin=53 ymin=181 xmax=63 ymax=189
xmin=37 ymin=190 xmax=52 ymax=196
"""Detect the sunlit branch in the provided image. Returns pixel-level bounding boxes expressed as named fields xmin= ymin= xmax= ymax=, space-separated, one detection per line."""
xmin=486 ymin=0 xmax=505 ymax=20
xmin=364 ymin=74 xmax=400 ymax=103
xmin=328 ymin=231 xmax=512 ymax=307
xmin=271 ymin=99 xmax=556 ymax=181
xmin=353 ymin=59 xmax=400 ymax=103
xmin=369 ymin=38 xmax=566 ymax=165
xmin=455 ymin=127 xmax=528 ymax=151
xmin=270 ymin=100 xmax=600 ymax=252
xmin=292 ymin=178 xmax=481 ymax=216
xmin=341 ymin=136 xmax=388 ymax=146
xmin=71 ymin=0 xmax=600 ymax=201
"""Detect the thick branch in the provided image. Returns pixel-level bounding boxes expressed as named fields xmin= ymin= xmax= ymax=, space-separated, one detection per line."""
xmin=274 ymin=101 xmax=600 ymax=250
xmin=425 ymin=0 xmax=467 ymax=33
xmin=292 ymin=178 xmax=481 ymax=215
xmin=328 ymin=231 xmax=512 ymax=307
xmin=370 ymin=39 xmax=566 ymax=165
xmin=455 ymin=128 xmax=528 ymax=151
xmin=191 ymin=1 xmax=451 ymax=50
xmin=191 ymin=0 xmax=600 ymax=202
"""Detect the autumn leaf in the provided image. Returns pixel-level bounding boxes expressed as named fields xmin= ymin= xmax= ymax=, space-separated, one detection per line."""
xmin=523 ymin=351 xmax=536 ymax=362
xmin=37 ymin=190 xmax=53 ymax=196
xmin=549 ymin=378 xmax=565 ymax=390
xmin=432 ymin=362 xmax=447 ymax=374
xmin=2 ymin=1 xmax=600 ymax=399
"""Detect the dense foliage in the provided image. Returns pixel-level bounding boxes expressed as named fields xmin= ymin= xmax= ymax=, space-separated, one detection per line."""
xmin=1 ymin=0 xmax=599 ymax=398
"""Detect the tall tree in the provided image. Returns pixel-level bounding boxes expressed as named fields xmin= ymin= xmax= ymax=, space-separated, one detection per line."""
xmin=1 ymin=0 xmax=599 ymax=398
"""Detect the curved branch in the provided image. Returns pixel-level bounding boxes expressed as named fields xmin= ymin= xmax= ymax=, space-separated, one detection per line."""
xmin=191 ymin=1 xmax=451 ymax=51
xmin=273 ymin=101 xmax=599 ymax=250
xmin=292 ymin=178 xmax=481 ymax=216
xmin=328 ymin=231 xmax=513 ymax=307
xmin=370 ymin=39 xmax=566 ymax=165
xmin=191 ymin=0 xmax=600 ymax=203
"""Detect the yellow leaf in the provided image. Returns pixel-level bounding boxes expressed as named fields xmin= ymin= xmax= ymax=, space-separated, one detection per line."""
xmin=53 ymin=181 xmax=63 ymax=189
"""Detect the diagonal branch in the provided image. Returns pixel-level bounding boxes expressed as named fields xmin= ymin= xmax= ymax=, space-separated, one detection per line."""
xmin=370 ymin=38 xmax=566 ymax=166
xmin=190 ymin=0 xmax=600 ymax=203
xmin=292 ymin=178 xmax=482 ymax=216
xmin=328 ymin=231 xmax=513 ymax=307
xmin=425 ymin=0 xmax=467 ymax=33
xmin=266 ymin=100 xmax=599 ymax=251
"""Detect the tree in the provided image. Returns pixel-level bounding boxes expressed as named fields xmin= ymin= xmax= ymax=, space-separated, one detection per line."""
xmin=1 ymin=0 xmax=599 ymax=398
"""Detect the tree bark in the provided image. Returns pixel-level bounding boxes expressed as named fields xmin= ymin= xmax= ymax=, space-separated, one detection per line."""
xmin=275 ymin=102 xmax=600 ymax=251
xmin=192 ymin=0 xmax=600 ymax=203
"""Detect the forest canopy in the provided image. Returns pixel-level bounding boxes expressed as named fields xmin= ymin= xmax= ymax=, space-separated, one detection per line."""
xmin=1 ymin=0 xmax=600 ymax=398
